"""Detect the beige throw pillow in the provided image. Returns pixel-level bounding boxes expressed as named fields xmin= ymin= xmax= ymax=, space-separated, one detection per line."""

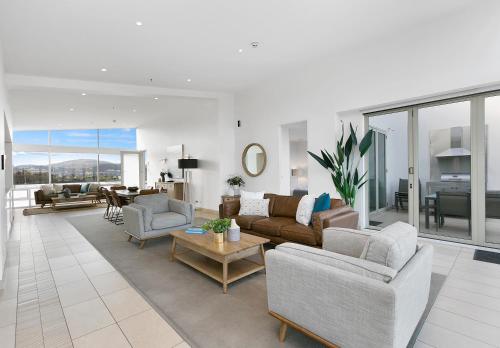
xmin=239 ymin=198 xmax=270 ymax=217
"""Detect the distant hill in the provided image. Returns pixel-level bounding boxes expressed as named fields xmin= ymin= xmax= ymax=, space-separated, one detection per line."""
xmin=15 ymin=159 xmax=120 ymax=173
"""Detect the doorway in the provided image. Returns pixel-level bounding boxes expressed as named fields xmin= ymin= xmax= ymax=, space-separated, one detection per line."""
xmin=279 ymin=121 xmax=308 ymax=196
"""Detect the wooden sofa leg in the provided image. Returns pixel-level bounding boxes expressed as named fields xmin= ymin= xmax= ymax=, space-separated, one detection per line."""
xmin=279 ymin=321 xmax=288 ymax=342
xmin=139 ymin=240 xmax=146 ymax=249
xmin=127 ymin=235 xmax=132 ymax=242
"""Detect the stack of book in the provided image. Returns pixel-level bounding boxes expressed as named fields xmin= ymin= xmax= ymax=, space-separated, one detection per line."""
xmin=185 ymin=228 xmax=206 ymax=235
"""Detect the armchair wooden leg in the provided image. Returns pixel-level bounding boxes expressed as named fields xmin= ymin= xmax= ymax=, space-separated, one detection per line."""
xmin=279 ymin=321 xmax=288 ymax=342
xmin=127 ymin=235 xmax=132 ymax=242
xmin=139 ymin=240 xmax=146 ymax=249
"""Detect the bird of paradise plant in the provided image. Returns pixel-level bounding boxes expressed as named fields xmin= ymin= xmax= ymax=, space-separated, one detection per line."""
xmin=308 ymin=122 xmax=373 ymax=208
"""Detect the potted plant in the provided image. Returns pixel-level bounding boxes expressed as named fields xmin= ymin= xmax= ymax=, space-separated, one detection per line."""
xmin=226 ymin=175 xmax=245 ymax=196
xmin=308 ymin=122 xmax=373 ymax=208
xmin=202 ymin=218 xmax=231 ymax=244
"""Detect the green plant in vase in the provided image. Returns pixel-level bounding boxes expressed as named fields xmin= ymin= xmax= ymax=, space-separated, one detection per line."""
xmin=226 ymin=175 xmax=245 ymax=196
xmin=202 ymin=218 xmax=231 ymax=244
xmin=308 ymin=122 xmax=373 ymax=208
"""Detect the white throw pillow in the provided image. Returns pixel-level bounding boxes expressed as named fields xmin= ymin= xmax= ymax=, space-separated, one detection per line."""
xmin=240 ymin=190 xmax=265 ymax=199
xmin=296 ymin=195 xmax=315 ymax=226
xmin=41 ymin=184 xmax=55 ymax=196
xmin=239 ymin=198 xmax=270 ymax=217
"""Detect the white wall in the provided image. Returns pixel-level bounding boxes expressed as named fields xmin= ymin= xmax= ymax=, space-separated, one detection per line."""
xmin=0 ymin=42 xmax=14 ymax=286
xmin=136 ymin=95 xmax=234 ymax=210
xmin=234 ymin=4 xmax=500 ymax=226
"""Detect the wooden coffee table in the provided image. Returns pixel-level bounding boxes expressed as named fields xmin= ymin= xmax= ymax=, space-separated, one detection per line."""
xmin=170 ymin=230 xmax=270 ymax=294
xmin=51 ymin=194 xmax=98 ymax=210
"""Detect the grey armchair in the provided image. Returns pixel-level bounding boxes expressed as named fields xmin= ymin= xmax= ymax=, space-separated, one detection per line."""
xmin=123 ymin=193 xmax=194 ymax=248
xmin=266 ymin=223 xmax=433 ymax=348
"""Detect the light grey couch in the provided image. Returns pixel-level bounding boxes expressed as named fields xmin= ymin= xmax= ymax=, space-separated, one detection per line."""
xmin=266 ymin=222 xmax=433 ymax=348
xmin=123 ymin=193 xmax=194 ymax=248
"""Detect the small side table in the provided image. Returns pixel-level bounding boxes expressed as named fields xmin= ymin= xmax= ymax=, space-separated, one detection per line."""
xmin=221 ymin=195 xmax=240 ymax=204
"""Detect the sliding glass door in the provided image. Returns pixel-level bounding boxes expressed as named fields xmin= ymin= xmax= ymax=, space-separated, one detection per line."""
xmin=416 ymin=101 xmax=472 ymax=241
xmin=484 ymin=95 xmax=500 ymax=246
xmin=367 ymin=111 xmax=409 ymax=229
xmin=365 ymin=92 xmax=500 ymax=248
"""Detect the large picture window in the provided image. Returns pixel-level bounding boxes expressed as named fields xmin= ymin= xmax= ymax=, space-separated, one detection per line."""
xmin=51 ymin=129 xmax=98 ymax=148
xmin=50 ymin=153 xmax=98 ymax=183
xmin=13 ymin=152 xmax=50 ymax=185
xmin=98 ymin=154 xmax=121 ymax=183
xmin=12 ymin=128 xmax=136 ymax=186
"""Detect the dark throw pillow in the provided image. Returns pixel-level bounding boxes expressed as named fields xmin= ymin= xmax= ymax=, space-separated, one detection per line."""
xmin=313 ymin=193 xmax=331 ymax=212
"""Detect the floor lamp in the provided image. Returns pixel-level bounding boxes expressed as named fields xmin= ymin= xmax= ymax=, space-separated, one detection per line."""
xmin=178 ymin=158 xmax=198 ymax=203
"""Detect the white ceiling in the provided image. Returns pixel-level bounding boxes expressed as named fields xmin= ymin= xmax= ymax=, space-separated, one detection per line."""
xmin=8 ymin=88 xmax=218 ymax=130
xmin=0 ymin=0 xmax=479 ymax=92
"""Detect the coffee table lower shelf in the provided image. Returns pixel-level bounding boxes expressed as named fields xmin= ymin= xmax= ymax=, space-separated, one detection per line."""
xmin=172 ymin=249 xmax=265 ymax=293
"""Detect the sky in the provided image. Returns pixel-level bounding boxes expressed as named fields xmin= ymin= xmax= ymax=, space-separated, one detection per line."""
xmin=13 ymin=128 xmax=136 ymax=166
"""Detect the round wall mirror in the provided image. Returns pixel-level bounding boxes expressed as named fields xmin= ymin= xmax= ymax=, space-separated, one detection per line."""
xmin=242 ymin=143 xmax=267 ymax=177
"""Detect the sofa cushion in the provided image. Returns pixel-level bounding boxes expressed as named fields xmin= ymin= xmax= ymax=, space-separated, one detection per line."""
xmin=361 ymin=221 xmax=417 ymax=271
xmin=135 ymin=193 xmax=169 ymax=214
xmin=63 ymin=184 xmax=81 ymax=193
xmin=270 ymin=195 xmax=301 ymax=218
xmin=80 ymin=183 xmax=90 ymax=193
xmin=280 ymin=223 xmax=317 ymax=246
xmin=252 ymin=217 xmax=295 ymax=237
xmin=41 ymin=184 xmax=55 ymax=196
xmin=277 ymin=243 xmax=397 ymax=283
xmin=88 ymin=183 xmax=100 ymax=192
xmin=151 ymin=212 xmax=187 ymax=230
xmin=235 ymin=215 xmax=266 ymax=230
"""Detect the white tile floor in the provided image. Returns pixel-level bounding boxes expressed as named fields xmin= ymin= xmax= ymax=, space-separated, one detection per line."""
xmin=0 ymin=209 xmax=187 ymax=348
xmin=1 ymin=208 xmax=500 ymax=347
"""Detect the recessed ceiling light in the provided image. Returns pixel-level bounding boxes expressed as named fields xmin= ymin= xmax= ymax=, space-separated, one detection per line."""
xmin=238 ymin=48 xmax=243 ymax=53
xmin=154 ymin=97 xmax=159 ymax=100
xmin=100 ymin=68 xmax=107 ymax=72
xmin=132 ymin=109 xmax=137 ymax=112
xmin=69 ymin=108 xmax=75 ymax=112
xmin=186 ymin=78 xmax=192 ymax=82
xmin=81 ymin=92 xmax=87 ymax=96
xmin=250 ymin=41 xmax=259 ymax=48
xmin=135 ymin=21 xmax=143 ymax=26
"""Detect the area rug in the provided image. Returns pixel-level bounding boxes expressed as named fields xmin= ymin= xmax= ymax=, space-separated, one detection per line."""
xmin=23 ymin=203 xmax=108 ymax=216
xmin=67 ymin=213 xmax=446 ymax=348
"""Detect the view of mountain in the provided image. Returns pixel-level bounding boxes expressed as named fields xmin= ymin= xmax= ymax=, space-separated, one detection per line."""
xmin=14 ymin=159 xmax=121 ymax=185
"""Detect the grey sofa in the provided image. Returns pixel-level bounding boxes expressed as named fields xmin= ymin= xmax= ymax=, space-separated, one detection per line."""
xmin=266 ymin=222 xmax=433 ymax=348
xmin=123 ymin=193 xmax=194 ymax=248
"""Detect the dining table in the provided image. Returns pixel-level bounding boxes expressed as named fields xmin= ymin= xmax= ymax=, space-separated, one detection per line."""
xmin=115 ymin=189 xmax=141 ymax=202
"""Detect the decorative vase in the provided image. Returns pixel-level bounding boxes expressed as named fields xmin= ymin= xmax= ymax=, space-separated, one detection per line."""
xmin=228 ymin=219 xmax=240 ymax=242
xmin=232 ymin=185 xmax=240 ymax=196
xmin=213 ymin=232 xmax=224 ymax=244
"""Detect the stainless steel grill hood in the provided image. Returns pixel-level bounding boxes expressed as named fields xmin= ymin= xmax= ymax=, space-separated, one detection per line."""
xmin=435 ymin=127 xmax=471 ymax=158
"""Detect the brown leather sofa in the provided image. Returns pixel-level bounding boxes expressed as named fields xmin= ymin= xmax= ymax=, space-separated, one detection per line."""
xmin=34 ymin=184 xmax=104 ymax=207
xmin=219 ymin=194 xmax=359 ymax=246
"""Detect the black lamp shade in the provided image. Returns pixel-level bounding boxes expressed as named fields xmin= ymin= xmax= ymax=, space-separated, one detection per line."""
xmin=178 ymin=158 xmax=198 ymax=169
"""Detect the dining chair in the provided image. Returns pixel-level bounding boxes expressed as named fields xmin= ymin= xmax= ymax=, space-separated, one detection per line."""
xmin=110 ymin=190 xmax=128 ymax=224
